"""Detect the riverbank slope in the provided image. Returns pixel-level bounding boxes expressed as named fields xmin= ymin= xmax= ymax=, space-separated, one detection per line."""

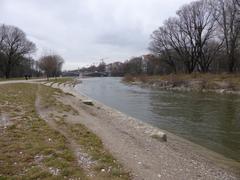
xmin=47 ymin=80 xmax=240 ymax=180
xmin=0 ymin=82 xmax=129 ymax=179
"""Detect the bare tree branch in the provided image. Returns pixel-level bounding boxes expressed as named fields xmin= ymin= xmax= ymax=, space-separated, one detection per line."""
xmin=38 ymin=54 xmax=64 ymax=79
xmin=0 ymin=24 xmax=36 ymax=78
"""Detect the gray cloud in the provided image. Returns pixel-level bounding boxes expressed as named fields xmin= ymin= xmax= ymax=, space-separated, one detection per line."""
xmin=0 ymin=0 xmax=193 ymax=70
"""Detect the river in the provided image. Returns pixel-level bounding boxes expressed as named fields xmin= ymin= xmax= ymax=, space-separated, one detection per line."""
xmin=75 ymin=77 xmax=240 ymax=163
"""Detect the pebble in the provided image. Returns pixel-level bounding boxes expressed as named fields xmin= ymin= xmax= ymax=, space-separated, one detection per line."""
xmin=49 ymin=167 xmax=60 ymax=175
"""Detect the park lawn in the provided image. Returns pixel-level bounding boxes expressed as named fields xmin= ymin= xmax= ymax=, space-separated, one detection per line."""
xmin=0 ymin=77 xmax=26 ymax=81
xmin=0 ymin=83 xmax=130 ymax=180
xmin=0 ymin=77 xmax=44 ymax=81
xmin=0 ymin=83 xmax=87 ymax=179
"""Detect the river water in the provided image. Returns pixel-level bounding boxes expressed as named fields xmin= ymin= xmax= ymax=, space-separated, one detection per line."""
xmin=75 ymin=77 xmax=240 ymax=162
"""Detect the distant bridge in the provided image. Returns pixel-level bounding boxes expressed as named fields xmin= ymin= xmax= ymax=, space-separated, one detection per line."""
xmin=62 ymin=71 xmax=109 ymax=77
xmin=80 ymin=72 xmax=108 ymax=77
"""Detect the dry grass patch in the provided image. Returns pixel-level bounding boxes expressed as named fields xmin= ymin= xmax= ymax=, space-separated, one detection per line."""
xmin=38 ymin=85 xmax=79 ymax=115
xmin=0 ymin=83 xmax=87 ymax=179
xmin=38 ymin=84 xmax=131 ymax=179
xmin=55 ymin=119 xmax=130 ymax=180
xmin=124 ymin=73 xmax=240 ymax=91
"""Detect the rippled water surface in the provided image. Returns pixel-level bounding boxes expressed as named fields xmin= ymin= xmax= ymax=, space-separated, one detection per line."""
xmin=75 ymin=77 xmax=240 ymax=162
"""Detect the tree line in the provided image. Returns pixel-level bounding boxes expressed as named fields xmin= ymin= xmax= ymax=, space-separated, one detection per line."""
xmin=0 ymin=24 xmax=37 ymax=78
xmin=79 ymin=0 xmax=240 ymax=77
xmin=78 ymin=55 xmax=162 ymax=77
xmin=149 ymin=0 xmax=240 ymax=74
xmin=0 ymin=24 xmax=64 ymax=79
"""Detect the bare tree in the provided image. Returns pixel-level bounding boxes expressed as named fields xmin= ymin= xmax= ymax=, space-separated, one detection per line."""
xmin=0 ymin=24 xmax=36 ymax=78
xmin=176 ymin=0 xmax=222 ymax=72
xmin=149 ymin=26 xmax=178 ymax=73
xmin=97 ymin=61 xmax=106 ymax=72
xmin=150 ymin=0 xmax=227 ymax=73
xmin=38 ymin=54 xmax=64 ymax=79
xmin=0 ymin=25 xmax=6 ymax=51
xmin=163 ymin=17 xmax=197 ymax=73
xmin=211 ymin=0 xmax=240 ymax=72
xmin=236 ymin=0 xmax=240 ymax=7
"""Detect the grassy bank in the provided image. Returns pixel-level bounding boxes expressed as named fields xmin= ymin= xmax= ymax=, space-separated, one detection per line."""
xmin=0 ymin=83 xmax=130 ymax=179
xmin=123 ymin=73 xmax=240 ymax=92
xmin=0 ymin=83 xmax=86 ymax=179
xmin=0 ymin=77 xmax=42 ymax=81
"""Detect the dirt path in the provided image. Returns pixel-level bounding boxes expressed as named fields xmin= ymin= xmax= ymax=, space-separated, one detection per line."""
xmin=47 ymin=83 xmax=240 ymax=180
xmin=34 ymin=84 xmax=96 ymax=178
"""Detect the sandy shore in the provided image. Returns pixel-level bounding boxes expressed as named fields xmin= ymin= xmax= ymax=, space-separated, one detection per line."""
xmin=44 ymin=82 xmax=240 ymax=180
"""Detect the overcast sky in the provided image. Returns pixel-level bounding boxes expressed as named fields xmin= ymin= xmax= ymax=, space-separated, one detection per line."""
xmin=0 ymin=0 xmax=193 ymax=70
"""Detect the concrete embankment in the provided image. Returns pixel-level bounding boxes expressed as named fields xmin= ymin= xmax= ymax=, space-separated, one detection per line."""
xmin=45 ymin=82 xmax=240 ymax=180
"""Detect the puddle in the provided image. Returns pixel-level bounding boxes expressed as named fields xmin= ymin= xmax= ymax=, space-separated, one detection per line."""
xmin=0 ymin=113 xmax=11 ymax=128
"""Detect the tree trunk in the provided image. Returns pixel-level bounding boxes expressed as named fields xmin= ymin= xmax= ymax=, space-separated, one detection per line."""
xmin=5 ymin=60 xmax=11 ymax=79
xmin=228 ymin=58 xmax=235 ymax=73
xmin=228 ymin=52 xmax=236 ymax=73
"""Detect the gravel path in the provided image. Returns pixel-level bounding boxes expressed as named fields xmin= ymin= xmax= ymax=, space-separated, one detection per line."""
xmin=52 ymin=83 xmax=240 ymax=180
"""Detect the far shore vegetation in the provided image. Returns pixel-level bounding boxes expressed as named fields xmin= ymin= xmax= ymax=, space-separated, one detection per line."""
xmin=123 ymin=73 xmax=240 ymax=92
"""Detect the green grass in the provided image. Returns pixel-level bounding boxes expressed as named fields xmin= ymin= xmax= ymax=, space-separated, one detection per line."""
xmin=0 ymin=77 xmax=25 ymax=81
xmin=56 ymin=120 xmax=130 ymax=179
xmin=0 ymin=77 xmax=42 ymax=81
xmin=38 ymin=85 xmax=79 ymax=115
xmin=0 ymin=83 xmax=87 ymax=179
xmin=0 ymin=83 xmax=130 ymax=179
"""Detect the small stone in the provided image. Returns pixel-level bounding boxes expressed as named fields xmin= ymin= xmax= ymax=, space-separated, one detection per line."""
xmin=49 ymin=167 xmax=60 ymax=176
xmin=219 ymin=89 xmax=225 ymax=93
xmin=101 ymin=169 xmax=105 ymax=172
xmin=150 ymin=131 xmax=167 ymax=142
xmin=83 ymin=100 xmax=94 ymax=106
xmin=158 ymin=174 xmax=161 ymax=178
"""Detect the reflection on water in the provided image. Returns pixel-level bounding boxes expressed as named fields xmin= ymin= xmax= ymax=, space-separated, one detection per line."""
xmin=75 ymin=77 xmax=240 ymax=162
